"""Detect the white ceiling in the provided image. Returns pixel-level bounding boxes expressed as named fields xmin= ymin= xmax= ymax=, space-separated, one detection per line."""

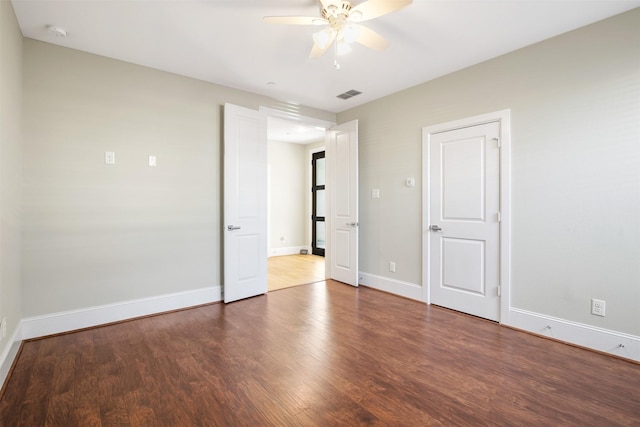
xmin=11 ymin=0 xmax=640 ymax=118
xmin=268 ymin=116 xmax=327 ymax=143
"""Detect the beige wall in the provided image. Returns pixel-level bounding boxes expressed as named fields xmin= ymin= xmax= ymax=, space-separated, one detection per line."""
xmin=7 ymin=4 xmax=640 ymax=352
xmin=338 ymin=9 xmax=640 ymax=335
xmin=21 ymin=39 xmax=334 ymax=317
xmin=0 ymin=0 xmax=23 ymax=352
xmin=268 ymin=140 xmax=307 ymax=252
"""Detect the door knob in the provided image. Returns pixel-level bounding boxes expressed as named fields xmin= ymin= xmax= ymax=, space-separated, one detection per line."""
xmin=227 ymin=225 xmax=241 ymax=231
xmin=430 ymin=225 xmax=442 ymax=232
xmin=346 ymin=222 xmax=359 ymax=227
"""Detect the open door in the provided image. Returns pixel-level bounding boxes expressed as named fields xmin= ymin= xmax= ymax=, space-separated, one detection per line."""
xmin=223 ymin=103 xmax=268 ymax=303
xmin=326 ymin=120 xmax=359 ymax=286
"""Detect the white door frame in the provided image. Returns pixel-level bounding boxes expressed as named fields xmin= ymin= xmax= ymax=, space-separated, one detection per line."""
xmin=422 ymin=110 xmax=511 ymax=323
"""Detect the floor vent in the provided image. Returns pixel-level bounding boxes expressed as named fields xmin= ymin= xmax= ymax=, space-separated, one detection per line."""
xmin=336 ymin=89 xmax=362 ymax=100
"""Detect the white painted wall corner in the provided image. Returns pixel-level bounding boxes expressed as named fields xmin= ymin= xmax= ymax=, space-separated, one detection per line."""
xmin=0 ymin=328 xmax=23 ymax=389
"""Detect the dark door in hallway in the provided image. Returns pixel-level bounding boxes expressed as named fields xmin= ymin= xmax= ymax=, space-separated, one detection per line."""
xmin=311 ymin=151 xmax=325 ymax=256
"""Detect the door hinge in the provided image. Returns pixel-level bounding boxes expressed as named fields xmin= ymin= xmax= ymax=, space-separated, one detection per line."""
xmin=493 ymin=137 xmax=501 ymax=148
xmin=497 ymin=212 xmax=501 ymax=222
xmin=497 ymin=286 xmax=502 ymax=297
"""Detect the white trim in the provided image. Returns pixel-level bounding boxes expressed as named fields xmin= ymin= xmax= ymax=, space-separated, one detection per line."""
xmin=259 ymin=106 xmax=336 ymax=131
xmin=506 ymin=308 xmax=640 ymax=362
xmin=268 ymin=246 xmax=312 ymax=257
xmin=422 ymin=109 xmax=512 ymax=322
xmin=360 ymin=272 xmax=422 ymax=301
xmin=20 ymin=286 xmax=221 ymax=340
xmin=0 ymin=328 xmax=23 ymax=389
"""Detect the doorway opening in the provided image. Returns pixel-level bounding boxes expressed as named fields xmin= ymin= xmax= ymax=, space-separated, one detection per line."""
xmin=265 ymin=115 xmax=329 ymax=291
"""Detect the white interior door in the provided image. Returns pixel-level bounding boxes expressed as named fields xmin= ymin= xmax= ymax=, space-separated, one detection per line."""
xmin=223 ymin=103 xmax=268 ymax=303
xmin=326 ymin=120 xmax=358 ymax=286
xmin=427 ymin=121 xmax=501 ymax=320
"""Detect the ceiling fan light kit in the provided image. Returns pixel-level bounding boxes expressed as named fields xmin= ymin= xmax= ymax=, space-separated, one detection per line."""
xmin=312 ymin=28 xmax=332 ymax=49
xmin=264 ymin=0 xmax=412 ymax=64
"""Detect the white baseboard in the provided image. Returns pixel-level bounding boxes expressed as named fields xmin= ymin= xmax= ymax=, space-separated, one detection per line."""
xmin=0 ymin=327 xmax=23 ymax=389
xmin=360 ymin=272 xmax=423 ymax=302
xmin=357 ymin=275 xmax=640 ymax=362
xmin=505 ymin=307 xmax=640 ymax=362
xmin=269 ymin=246 xmax=312 ymax=257
xmin=20 ymin=286 xmax=222 ymax=341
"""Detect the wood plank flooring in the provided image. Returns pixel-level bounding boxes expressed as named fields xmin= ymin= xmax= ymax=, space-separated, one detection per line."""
xmin=268 ymin=254 xmax=325 ymax=291
xmin=1 ymin=281 xmax=639 ymax=426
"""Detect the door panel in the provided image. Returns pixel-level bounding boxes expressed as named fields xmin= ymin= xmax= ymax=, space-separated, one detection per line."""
xmin=327 ymin=120 xmax=358 ymax=286
xmin=335 ymin=133 xmax=352 ymax=215
xmin=224 ymin=103 xmax=268 ymax=303
xmin=442 ymin=137 xmax=486 ymax=221
xmin=335 ymin=229 xmax=352 ymax=269
xmin=442 ymin=238 xmax=485 ymax=295
xmin=429 ymin=121 xmax=500 ymax=320
xmin=237 ymin=234 xmax=259 ymax=280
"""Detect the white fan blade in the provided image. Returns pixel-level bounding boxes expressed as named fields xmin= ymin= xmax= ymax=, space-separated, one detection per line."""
xmin=319 ymin=0 xmax=340 ymax=9
xmin=354 ymin=24 xmax=389 ymax=51
xmin=309 ymin=31 xmax=337 ymax=58
xmin=351 ymin=0 xmax=412 ymax=22
xmin=263 ymin=16 xmax=325 ymax=25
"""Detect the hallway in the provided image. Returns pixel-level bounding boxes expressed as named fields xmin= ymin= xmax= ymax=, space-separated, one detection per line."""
xmin=268 ymin=254 xmax=325 ymax=291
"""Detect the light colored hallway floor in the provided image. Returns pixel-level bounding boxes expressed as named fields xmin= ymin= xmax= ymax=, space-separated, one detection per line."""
xmin=268 ymin=254 xmax=325 ymax=291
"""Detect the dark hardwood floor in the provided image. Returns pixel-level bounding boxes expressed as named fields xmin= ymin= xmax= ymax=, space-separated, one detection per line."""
xmin=1 ymin=280 xmax=639 ymax=426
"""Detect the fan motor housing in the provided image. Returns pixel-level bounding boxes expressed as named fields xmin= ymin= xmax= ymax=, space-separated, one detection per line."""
xmin=322 ymin=1 xmax=353 ymax=25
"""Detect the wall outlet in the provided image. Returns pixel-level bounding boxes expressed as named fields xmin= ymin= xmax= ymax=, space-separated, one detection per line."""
xmin=591 ymin=299 xmax=606 ymax=317
xmin=105 ymin=151 xmax=115 ymax=165
xmin=389 ymin=261 xmax=396 ymax=273
xmin=1 ymin=317 xmax=6 ymax=338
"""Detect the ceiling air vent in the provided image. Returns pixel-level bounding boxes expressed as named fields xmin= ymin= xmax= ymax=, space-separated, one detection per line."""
xmin=336 ymin=89 xmax=362 ymax=100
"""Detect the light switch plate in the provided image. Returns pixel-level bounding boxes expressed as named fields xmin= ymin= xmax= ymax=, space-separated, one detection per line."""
xmin=105 ymin=151 xmax=115 ymax=165
xmin=149 ymin=155 xmax=157 ymax=167
xmin=372 ymin=189 xmax=380 ymax=199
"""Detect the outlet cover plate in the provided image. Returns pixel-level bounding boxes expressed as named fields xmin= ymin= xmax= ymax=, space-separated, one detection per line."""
xmin=591 ymin=299 xmax=606 ymax=317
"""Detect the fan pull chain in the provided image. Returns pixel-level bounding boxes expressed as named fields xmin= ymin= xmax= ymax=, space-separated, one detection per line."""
xmin=334 ymin=40 xmax=340 ymax=70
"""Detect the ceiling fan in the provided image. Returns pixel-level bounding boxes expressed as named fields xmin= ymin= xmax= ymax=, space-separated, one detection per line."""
xmin=264 ymin=0 xmax=412 ymax=59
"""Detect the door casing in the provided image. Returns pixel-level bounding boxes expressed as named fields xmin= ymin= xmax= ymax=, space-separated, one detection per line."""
xmin=422 ymin=110 xmax=511 ymax=323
